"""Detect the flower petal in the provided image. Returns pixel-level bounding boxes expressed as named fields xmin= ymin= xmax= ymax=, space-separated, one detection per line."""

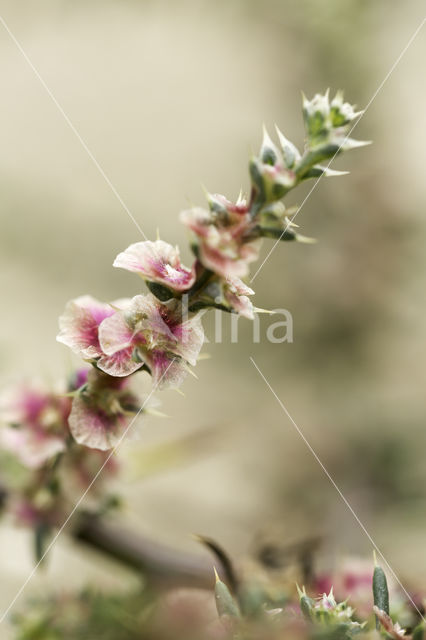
xmin=224 ymin=276 xmax=255 ymax=319
xmin=113 ymin=240 xmax=196 ymax=292
xmin=200 ymin=243 xmax=250 ymax=279
xmin=68 ymin=394 xmax=127 ymax=450
xmin=0 ymin=426 xmax=65 ymax=469
xmin=98 ymin=309 xmax=134 ymax=356
xmin=57 ymin=295 xmax=115 ymax=359
xmin=97 ymin=346 xmax=142 ymax=377
xmin=169 ymin=312 xmax=205 ymax=365
xmin=145 ymin=352 xmax=189 ymax=390
xmin=67 ymin=370 xmax=144 ymax=450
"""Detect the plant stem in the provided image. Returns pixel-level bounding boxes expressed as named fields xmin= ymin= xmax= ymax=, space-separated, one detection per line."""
xmin=73 ymin=511 xmax=218 ymax=590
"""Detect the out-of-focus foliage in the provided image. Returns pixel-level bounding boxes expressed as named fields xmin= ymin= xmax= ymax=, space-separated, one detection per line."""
xmin=12 ymin=559 xmax=426 ymax=640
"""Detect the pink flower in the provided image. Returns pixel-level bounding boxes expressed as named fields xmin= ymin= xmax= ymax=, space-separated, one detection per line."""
xmin=315 ymin=557 xmax=402 ymax=620
xmin=68 ymin=369 xmax=144 ymax=450
xmin=98 ymin=294 xmax=204 ymax=388
xmin=223 ymin=276 xmax=255 ymax=319
xmin=0 ymin=382 xmax=69 ymax=469
xmin=373 ymin=608 xmax=407 ymax=639
xmin=57 ymin=296 xmax=142 ymax=377
xmin=1 ymin=427 xmax=65 ymax=469
xmin=57 ymin=295 xmax=116 ymax=359
xmin=113 ymin=240 xmax=196 ymax=293
xmin=180 ymin=195 xmax=261 ymax=279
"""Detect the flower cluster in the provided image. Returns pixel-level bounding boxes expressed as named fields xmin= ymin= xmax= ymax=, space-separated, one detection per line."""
xmin=298 ymin=585 xmax=365 ymax=632
xmin=0 ymin=372 xmax=121 ymax=546
xmin=53 ymin=90 xmax=367 ymax=450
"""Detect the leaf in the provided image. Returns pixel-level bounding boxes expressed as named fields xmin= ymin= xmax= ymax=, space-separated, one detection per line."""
xmin=34 ymin=522 xmax=50 ymax=565
xmin=372 ymin=557 xmax=390 ymax=630
xmin=194 ymin=535 xmax=238 ymax=594
xmin=214 ymin=568 xmax=241 ymax=619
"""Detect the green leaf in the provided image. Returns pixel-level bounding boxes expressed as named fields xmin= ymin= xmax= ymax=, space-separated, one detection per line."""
xmin=34 ymin=522 xmax=50 ymax=565
xmin=146 ymin=281 xmax=175 ymax=301
xmin=373 ymin=560 xmax=389 ymax=629
xmin=214 ymin=569 xmax=241 ymax=619
xmin=238 ymin=582 xmax=266 ymax=619
xmin=413 ymin=623 xmax=425 ymax=640
xmin=194 ymin=534 xmax=238 ymax=593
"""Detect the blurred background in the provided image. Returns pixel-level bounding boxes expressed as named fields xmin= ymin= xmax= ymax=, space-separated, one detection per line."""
xmin=0 ymin=0 xmax=425 ymax=633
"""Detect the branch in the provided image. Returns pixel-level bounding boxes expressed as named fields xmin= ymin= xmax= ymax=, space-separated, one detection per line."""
xmin=73 ymin=511 xmax=218 ymax=590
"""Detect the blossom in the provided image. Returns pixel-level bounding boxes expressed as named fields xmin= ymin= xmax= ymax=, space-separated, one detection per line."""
xmin=68 ymin=369 xmax=144 ymax=450
xmin=0 ymin=427 xmax=65 ymax=469
xmin=57 ymin=296 xmax=141 ymax=377
xmin=314 ymin=557 xmax=403 ymax=620
xmin=57 ymin=295 xmax=116 ymax=359
xmin=223 ymin=276 xmax=255 ymax=319
xmin=0 ymin=382 xmax=69 ymax=469
xmin=373 ymin=608 xmax=407 ymax=639
xmin=98 ymin=294 xmax=204 ymax=388
xmin=113 ymin=240 xmax=196 ymax=293
xmin=180 ymin=195 xmax=261 ymax=279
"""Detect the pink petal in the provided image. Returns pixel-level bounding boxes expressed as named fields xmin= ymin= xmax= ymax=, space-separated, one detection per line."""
xmin=0 ymin=384 xmax=47 ymax=424
xmin=169 ymin=313 xmax=205 ymax=365
xmin=224 ymin=276 xmax=255 ymax=319
xmin=146 ymin=352 xmax=189 ymax=389
xmin=98 ymin=309 xmax=134 ymax=356
xmin=179 ymin=207 xmax=212 ymax=238
xmin=225 ymin=276 xmax=254 ymax=297
xmin=113 ymin=240 xmax=196 ymax=292
xmin=97 ymin=346 xmax=142 ymax=377
xmin=0 ymin=426 xmax=65 ymax=469
xmin=67 ymin=370 xmax=144 ymax=450
xmin=200 ymin=243 xmax=249 ymax=278
xmin=68 ymin=395 xmax=128 ymax=450
xmin=57 ymin=295 xmax=115 ymax=359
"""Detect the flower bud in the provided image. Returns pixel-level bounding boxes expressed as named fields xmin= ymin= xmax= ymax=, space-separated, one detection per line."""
xmin=302 ymin=90 xmax=331 ymax=141
xmin=275 ymin=126 xmax=301 ymax=169
xmin=297 ymin=585 xmax=314 ymax=621
xmin=330 ymin=90 xmax=364 ymax=126
xmin=256 ymin=203 xmax=315 ymax=243
xmin=260 ymin=126 xmax=281 ymax=166
xmin=249 ymin=156 xmax=296 ymax=206
xmin=297 ymin=91 xmax=370 ymax=179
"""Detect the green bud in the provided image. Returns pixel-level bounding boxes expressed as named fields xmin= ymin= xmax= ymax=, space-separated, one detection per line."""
xmin=256 ymin=204 xmax=315 ymax=243
xmin=275 ymin=126 xmax=301 ymax=169
xmin=297 ymin=585 xmax=314 ymax=622
xmin=214 ymin=569 xmax=241 ymax=619
xmin=302 ymin=90 xmax=330 ymax=142
xmin=206 ymin=192 xmax=229 ymax=215
xmin=330 ymin=90 xmax=364 ymax=127
xmin=249 ymin=157 xmax=296 ymax=206
xmin=260 ymin=126 xmax=281 ymax=165
xmin=297 ymin=90 xmax=370 ymax=179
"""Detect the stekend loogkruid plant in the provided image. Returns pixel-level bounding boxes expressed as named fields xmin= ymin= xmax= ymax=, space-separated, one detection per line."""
xmin=0 ymin=91 xmax=368 ymax=545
